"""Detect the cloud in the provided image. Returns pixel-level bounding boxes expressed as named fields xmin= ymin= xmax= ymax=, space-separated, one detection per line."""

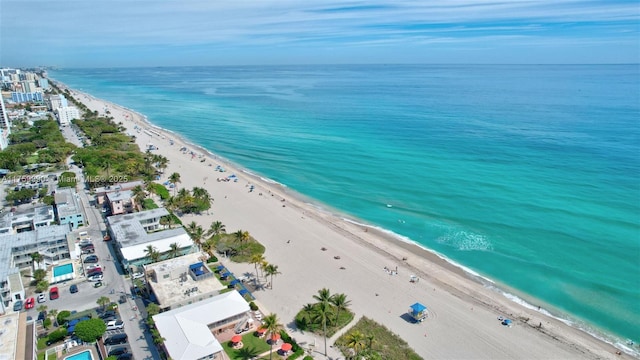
xmin=1 ymin=0 xmax=638 ymax=65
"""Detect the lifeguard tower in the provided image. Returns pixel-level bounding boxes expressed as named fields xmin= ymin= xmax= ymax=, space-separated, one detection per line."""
xmin=409 ymin=302 xmax=428 ymax=323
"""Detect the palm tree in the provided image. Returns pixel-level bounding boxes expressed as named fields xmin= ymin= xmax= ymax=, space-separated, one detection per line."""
xmin=313 ymin=301 xmax=334 ymax=357
xmin=365 ymin=334 xmax=376 ymax=351
xmin=169 ymin=172 xmax=181 ymax=195
xmin=313 ymin=288 xmax=332 ymax=306
xmin=234 ymin=230 xmax=250 ymax=255
xmin=191 ymin=225 xmax=205 ymax=251
xmin=207 ymin=221 xmax=226 ymax=238
xmin=37 ymin=304 xmax=48 ymax=314
xmin=263 ymin=264 xmax=280 ymax=289
xmin=186 ymin=221 xmax=199 ymax=235
xmin=344 ymin=330 xmax=366 ymax=359
xmin=250 ymin=254 xmax=265 ymax=283
xmin=132 ymin=185 xmax=146 ymax=210
xmin=261 ymin=314 xmax=283 ymax=360
xmin=144 ymin=245 xmax=160 ymax=262
xmin=49 ymin=309 xmax=58 ymax=327
xmin=33 ymin=269 xmax=47 ymax=282
xmin=97 ymin=296 xmax=110 ymax=310
xmin=202 ymin=238 xmax=215 ymax=258
xmin=168 ymin=242 xmax=181 ymax=258
xmin=30 ymin=252 xmax=43 ymax=270
xmin=330 ymin=293 xmax=351 ymax=326
xmin=301 ymin=303 xmax=315 ymax=327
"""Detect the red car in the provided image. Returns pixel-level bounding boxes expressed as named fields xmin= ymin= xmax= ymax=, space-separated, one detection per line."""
xmin=49 ymin=287 xmax=59 ymax=300
xmin=24 ymin=297 xmax=35 ymax=309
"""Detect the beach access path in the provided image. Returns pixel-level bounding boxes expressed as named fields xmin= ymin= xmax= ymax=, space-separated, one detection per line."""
xmin=70 ymin=89 xmax=626 ymax=360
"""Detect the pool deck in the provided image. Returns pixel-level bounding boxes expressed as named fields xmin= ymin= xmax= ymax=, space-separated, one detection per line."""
xmin=61 ymin=345 xmax=98 ymax=360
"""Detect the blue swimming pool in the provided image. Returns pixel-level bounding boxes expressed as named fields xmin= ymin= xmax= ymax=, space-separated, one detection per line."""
xmin=53 ymin=263 xmax=73 ymax=277
xmin=51 ymin=263 xmax=75 ymax=283
xmin=64 ymin=349 xmax=94 ymax=360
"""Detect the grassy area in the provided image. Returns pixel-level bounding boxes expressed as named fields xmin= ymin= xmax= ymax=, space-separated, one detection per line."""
xmin=143 ymin=198 xmax=159 ymax=209
xmin=221 ymin=332 xmax=272 ymax=360
xmin=212 ymin=233 xmax=265 ymax=263
xmin=37 ymin=351 xmax=57 ymax=360
xmin=335 ymin=316 xmax=423 ymax=360
xmin=295 ymin=307 xmax=354 ymax=338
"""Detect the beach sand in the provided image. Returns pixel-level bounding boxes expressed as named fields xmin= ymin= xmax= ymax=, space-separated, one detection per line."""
xmin=70 ymin=89 xmax=627 ymax=359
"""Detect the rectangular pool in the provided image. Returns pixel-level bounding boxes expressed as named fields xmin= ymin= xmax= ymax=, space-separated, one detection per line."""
xmin=64 ymin=349 xmax=94 ymax=360
xmin=51 ymin=263 xmax=75 ymax=283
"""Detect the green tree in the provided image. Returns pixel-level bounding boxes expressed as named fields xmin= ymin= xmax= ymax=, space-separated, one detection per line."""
xmin=97 ymin=296 xmax=110 ymax=310
xmin=169 ymin=172 xmax=181 ymax=195
xmin=344 ymin=330 xmax=366 ymax=359
xmin=313 ymin=301 xmax=334 ymax=357
xmin=33 ymin=269 xmax=47 ymax=283
xmin=144 ymin=245 xmax=160 ymax=262
xmin=132 ymin=185 xmax=146 ymax=210
xmin=263 ymin=263 xmax=280 ymax=290
xmin=190 ymin=225 xmax=205 ymax=251
xmin=36 ymin=280 xmax=49 ymax=293
xmin=50 ymin=309 xmax=61 ymax=326
xmin=30 ymin=252 xmax=44 ymax=270
xmin=36 ymin=304 xmax=47 ymax=314
xmin=146 ymin=303 xmax=161 ymax=317
xmin=207 ymin=220 xmax=226 ymax=237
xmin=330 ymin=293 xmax=352 ymax=326
xmin=74 ymin=318 xmax=107 ymax=343
xmin=250 ymin=254 xmax=265 ymax=282
xmin=168 ymin=242 xmax=181 ymax=258
xmin=261 ymin=313 xmax=283 ymax=360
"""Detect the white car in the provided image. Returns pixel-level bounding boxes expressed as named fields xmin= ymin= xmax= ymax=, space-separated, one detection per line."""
xmin=37 ymin=293 xmax=46 ymax=303
xmin=254 ymin=311 xmax=262 ymax=320
xmin=105 ymin=320 xmax=124 ymax=330
xmin=86 ymin=264 xmax=101 ymax=270
xmin=88 ymin=274 xmax=103 ymax=282
xmin=131 ymin=272 xmax=145 ymax=280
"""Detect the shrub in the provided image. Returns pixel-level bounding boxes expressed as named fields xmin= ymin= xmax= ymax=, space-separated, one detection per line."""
xmin=48 ymin=328 xmax=67 ymax=343
xmin=249 ymin=302 xmax=258 ymax=311
xmin=43 ymin=318 xmax=51 ymax=328
xmin=74 ymin=318 xmax=107 ymax=343
xmin=57 ymin=310 xmax=71 ymax=325
xmin=303 ymin=356 xmax=314 ymax=360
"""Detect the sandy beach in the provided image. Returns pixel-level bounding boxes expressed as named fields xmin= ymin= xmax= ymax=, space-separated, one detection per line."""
xmin=69 ymin=88 xmax=628 ymax=360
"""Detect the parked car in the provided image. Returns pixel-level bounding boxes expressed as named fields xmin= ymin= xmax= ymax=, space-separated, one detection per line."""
xmin=80 ymin=243 xmax=94 ymax=249
xmin=82 ymin=248 xmax=95 ymax=255
xmin=49 ymin=287 xmax=59 ymax=300
xmin=13 ymin=300 xmax=23 ymax=311
xmin=86 ymin=264 xmax=101 ymax=270
xmin=37 ymin=310 xmax=47 ymax=321
xmin=93 ymin=281 xmax=103 ymax=288
xmin=131 ymin=272 xmax=144 ymax=279
xmin=118 ymin=294 xmax=127 ymax=304
xmin=70 ymin=284 xmax=78 ymax=293
xmin=106 ymin=320 xmax=125 ymax=330
xmin=104 ymin=333 xmax=128 ymax=345
xmin=108 ymin=347 xmax=128 ymax=356
xmin=88 ymin=274 xmax=103 ymax=282
xmin=37 ymin=293 xmax=46 ymax=303
xmin=84 ymin=255 xmax=99 ymax=263
xmin=87 ymin=267 xmax=102 ymax=275
xmin=24 ymin=297 xmax=35 ymax=309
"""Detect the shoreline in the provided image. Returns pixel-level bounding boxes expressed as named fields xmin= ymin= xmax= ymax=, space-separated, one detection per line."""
xmin=58 ymin=81 xmax=634 ymax=359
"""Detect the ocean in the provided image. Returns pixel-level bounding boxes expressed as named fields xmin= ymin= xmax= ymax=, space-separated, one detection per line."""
xmin=49 ymin=65 xmax=640 ymax=346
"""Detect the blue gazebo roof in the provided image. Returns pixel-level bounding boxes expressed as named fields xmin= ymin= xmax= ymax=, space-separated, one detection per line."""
xmin=410 ymin=302 xmax=427 ymax=313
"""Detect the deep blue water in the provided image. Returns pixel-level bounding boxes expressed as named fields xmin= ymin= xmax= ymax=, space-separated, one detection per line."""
xmin=49 ymin=65 xmax=640 ymax=344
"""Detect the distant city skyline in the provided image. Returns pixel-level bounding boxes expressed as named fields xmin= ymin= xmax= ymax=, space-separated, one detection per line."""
xmin=1 ymin=0 xmax=638 ymax=67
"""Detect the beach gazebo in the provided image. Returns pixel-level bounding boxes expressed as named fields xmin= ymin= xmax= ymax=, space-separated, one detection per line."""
xmin=409 ymin=302 xmax=428 ymax=323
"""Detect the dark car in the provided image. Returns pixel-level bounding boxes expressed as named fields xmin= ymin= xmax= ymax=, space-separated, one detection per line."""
xmin=118 ymin=294 xmax=127 ymax=304
xmin=108 ymin=347 xmax=128 ymax=356
xmin=70 ymin=284 xmax=78 ymax=293
xmin=84 ymin=255 xmax=99 ymax=263
xmin=104 ymin=333 xmax=128 ymax=345
xmin=99 ymin=310 xmax=116 ymax=319
xmin=117 ymin=354 xmax=133 ymax=360
xmin=38 ymin=311 xmax=47 ymax=321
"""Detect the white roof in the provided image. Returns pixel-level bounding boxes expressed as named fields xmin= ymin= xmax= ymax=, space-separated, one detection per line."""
xmin=153 ymin=291 xmax=250 ymax=360
xmin=120 ymin=232 xmax=191 ymax=261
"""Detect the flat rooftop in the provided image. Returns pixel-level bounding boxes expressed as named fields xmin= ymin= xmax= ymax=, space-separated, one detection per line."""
xmin=0 ymin=205 xmax=54 ymax=229
xmin=106 ymin=189 xmax=133 ymax=202
xmin=94 ymin=180 xmax=144 ymax=194
xmin=54 ymin=188 xmax=83 ymax=218
xmin=0 ymin=312 xmax=20 ymax=360
xmin=146 ymin=253 xmax=226 ymax=308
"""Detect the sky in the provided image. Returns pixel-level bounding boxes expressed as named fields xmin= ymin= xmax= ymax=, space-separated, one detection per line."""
xmin=0 ymin=0 xmax=638 ymax=67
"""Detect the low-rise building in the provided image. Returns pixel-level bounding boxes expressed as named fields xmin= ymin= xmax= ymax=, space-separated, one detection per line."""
xmin=0 ymin=206 xmax=55 ymax=235
xmin=54 ymin=106 xmax=80 ymax=126
xmin=54 ymin=188 xmax=85 ymax=229
xmin=94 ymin=181 xmax=144 ymax=205
xmin=0 ymin=224 xmax=72 ymax=268
xmin=106 ymin=190 xmax=135 ymax=215
xmin=153 ymin=291 xmax=251 ymax=360
xmin=144 ymin=253 xmax=225 ymax=310
xmin=107 ymin=208 xmax=193 ymax=269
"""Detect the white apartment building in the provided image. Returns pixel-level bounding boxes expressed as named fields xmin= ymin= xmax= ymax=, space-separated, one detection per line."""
xmin=55 ymin=106 xmax=80 ymax=126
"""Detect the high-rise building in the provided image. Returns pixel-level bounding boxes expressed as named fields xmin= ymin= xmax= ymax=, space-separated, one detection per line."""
xmin=38 ymin=78 xmax=49 ymax=90
xmin=0 ymin=96 xmax=10 ymax=150
xmin=55 ymin=106 xmax=80 ymax=126
xmin=46 ymin=94 xmax=67 ymax=110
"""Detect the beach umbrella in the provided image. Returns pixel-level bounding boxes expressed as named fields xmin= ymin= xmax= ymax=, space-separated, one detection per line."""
xmin=216 ymin=265 xmax=225 ymax=271
xmin=270 ymin=333 xmax=281 ymax=342
xmin=231 ymin=335 xmax=242 ymax=343
xmin=221 ymin=271 xmax=231 ymax=277
xmin=257 ymin=327 xmax=267 ymax=334
xmin=230 ymin=279 xmax=241 ymax=285
xmin=281 ymin=343 xmax=292 ymax=352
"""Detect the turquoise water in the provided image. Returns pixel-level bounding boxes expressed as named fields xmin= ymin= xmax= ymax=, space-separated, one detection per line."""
xmin=49 ymin=65 xmax=640 ymax=344
xmin=53 ymin=263 xmax=73 ymax=277
xmin=64 ymin=350 xmax=93 ymax=360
